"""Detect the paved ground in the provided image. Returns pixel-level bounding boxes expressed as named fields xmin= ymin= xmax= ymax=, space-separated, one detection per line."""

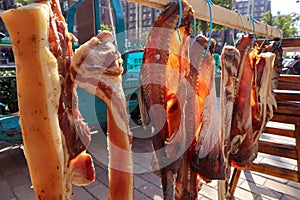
xmin=1 ymin=122 xmax=300 ymax=200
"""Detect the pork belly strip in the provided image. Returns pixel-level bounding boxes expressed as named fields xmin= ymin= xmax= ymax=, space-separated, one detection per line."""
xmin=245 ymin=49 xmax=276 ymax=169
xmin=190 ymin=36 xmax=225 ymax=181
xmin=252 ymin=52 xmax=276 ymax=143
xmin=71 ymin=31 xmax=133 ymax=200
xmin=49 ymin=0 xmax=95 ymax=186
xmin=230 ymin=49 xmax=275 ymax=169
xmin=175 ymin=35 xmax=221 ymax=199
xmin=138 ymin=0 xmax=193 ymax=199
xmin=220 ymin=44 xmax=241 ymax=178
xmin=175 ymin=35 xmax=211 ymax=199
xmin=1 ymin=1 xmax=94 ymax=199
xmin=219 ymin=45 xmax=242 ymax=197
xmin=48 ymin=0 xmax=91 ymax=161
xmin=227 ymin=36 xmax=276 ymax=169
xmin=221 ymin=36 xmax=277 ymax=170
xmin=260 ymin=41 xmax=282 ymax=120
xmin=220 ymin=35 xmax=254 ymax=171
xmin=227 ymin=36 xmax=256 ymax=169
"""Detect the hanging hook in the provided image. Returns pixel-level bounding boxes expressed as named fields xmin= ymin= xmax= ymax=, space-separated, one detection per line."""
xmin=176 ymin=0 xmax=183 ymax=29
xmin=205 ymin=0 xmax=213 ymax=57
xmin=264 ymin=22 xmax=269 ymax=45
xmin=235 ymin=9 xmax=246 ymax=33
xmin=233 ymin=9 xmax=246 ymax=46
xmin=175 ymin=0 xmax=183 ymax=42
xmin=274 ymin=26 xmax=283 ymax=47
xmin=249 ymin=15 xmax=256 ymax=49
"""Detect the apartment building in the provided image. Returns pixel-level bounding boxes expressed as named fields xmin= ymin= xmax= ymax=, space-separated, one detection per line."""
xmin=232 ymin=0 xmax=271 ymax=21
xmin=121 ymin=0 xmax=160 ymax=44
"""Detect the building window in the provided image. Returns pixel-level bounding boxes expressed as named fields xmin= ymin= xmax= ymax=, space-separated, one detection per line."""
xmin=129 ymin=23 xmax=135 ymax=29
xmin=101 ymin=8 xmax=105 ymax=20
xmin=249 ymin=4 xmax=252 ymax=14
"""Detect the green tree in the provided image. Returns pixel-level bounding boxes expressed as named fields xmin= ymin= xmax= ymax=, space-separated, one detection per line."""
xmin=261 ymin=11 xmax=274 ymax=26
xmin=100 ymin=24 xmax=112 ymax=32
xmin=16 ymin=0 xmax=33 ymax=6
xmin=196 ymin=0 xmax=233 ymax=35
xmin=194 ymin=0 xmax=233 ymax=53
xmin=262 ymin=11 xmax=300 ymax=38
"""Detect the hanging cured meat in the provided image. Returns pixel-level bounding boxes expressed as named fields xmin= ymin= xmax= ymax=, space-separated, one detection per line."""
xmin=187 ymin=35 xmax=225 ymax=181
xmin=220 ymin=43 xmax=241 ymax=178
xmin=1 ymin=1 xmax=95 ymax=199
xmin=260 ymin=41 xmax=283 ymax=120
xmin=221 ymin=35 xmax=255 ymax=170
xmin=71 ymin=31 xmax=134 ymax=200
xmin=175 ymin=35 xmax=214 ymax=199
xmin=251 ymin=51 xmax=276 ymax=143
xmin=221 ymin=35 xmax=277 ymax=171
xmin=138 ymin=0 xmax=193 ymax=199
xmin=261 ymin=41 xmax=283 ymax=90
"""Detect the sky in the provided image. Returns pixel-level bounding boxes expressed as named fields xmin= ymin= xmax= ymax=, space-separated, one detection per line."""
xmin=271 ymin=0 xmax=300 ymax=15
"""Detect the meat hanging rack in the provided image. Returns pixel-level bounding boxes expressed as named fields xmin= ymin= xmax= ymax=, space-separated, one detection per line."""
xmin=127 ymin=0 xmax=281 ymax=39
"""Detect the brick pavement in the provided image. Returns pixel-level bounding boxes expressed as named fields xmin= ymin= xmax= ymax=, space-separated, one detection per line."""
xmin=1 ymin=127 xmax=300 ymax=200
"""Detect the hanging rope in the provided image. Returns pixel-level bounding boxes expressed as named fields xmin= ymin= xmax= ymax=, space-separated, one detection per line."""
xmin=176 ymin=0 xmax=183 ymax=29
xmin=235 ymin=9 xmax=246 ymax=33
xmin=175 ymin=0 xmax=183 ymax=42
xmin=249 ymin=15 xmax=256 ymax=49
xmin=274 ymin=26 xmax=283 ymax=47
xmin=205 ymin=0 xmax=213 ymax=57
xmin=233 ymin=9 xmax=245 ymax=47
xmin=264 ymin=22 xmax=269 ymax=45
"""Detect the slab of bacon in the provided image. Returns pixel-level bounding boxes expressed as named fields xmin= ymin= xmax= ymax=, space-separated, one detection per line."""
xmin=221 ymin=35 xmax=277 ymax=172
xmin=71 ymin=31 xmax=133 ymax=200
xmin=221 ymin=35 xmax=254 ymax=172
xmin=138 ymin=0 xmax=193 ymax=199
xmin=259 ymin=41 xmax=283 ymax=121
xmin=175 ymin=35 xmax=223 ymax=199
xmin=220 ymin=44 xmax=241 ymax=178
xmin=1 ymin=0 xmax=95 ymax=199
xmin=251 ymin=51 xmax=276 ymax=144
xmin=261 ymin=41 xmax=283 ymax=90
xmin=189 ymin=35 xmax=225 ymax=181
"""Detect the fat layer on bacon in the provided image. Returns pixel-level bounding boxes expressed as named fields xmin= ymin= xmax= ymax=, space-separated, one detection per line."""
xmin=1 ymin=2 xmax=95 ymax=199
xmin=2 ymin=4 xmax=69 ymax=199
